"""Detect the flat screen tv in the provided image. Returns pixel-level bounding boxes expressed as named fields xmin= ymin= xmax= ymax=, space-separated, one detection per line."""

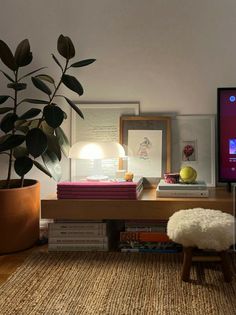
xmin=218 ymin=88 xmax=236 ymax=184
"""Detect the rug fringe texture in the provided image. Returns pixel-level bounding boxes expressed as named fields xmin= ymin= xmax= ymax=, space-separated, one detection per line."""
xmin=0 ymin=251 xmax=235 ymax=315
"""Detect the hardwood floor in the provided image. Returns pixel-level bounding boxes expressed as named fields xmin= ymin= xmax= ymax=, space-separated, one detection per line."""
xmin=0 ymin=245 xmax=47 ymax=285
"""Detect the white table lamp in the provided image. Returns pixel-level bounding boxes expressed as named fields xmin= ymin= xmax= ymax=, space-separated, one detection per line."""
xmin=69 ymin=141 xmax=125 ymax=181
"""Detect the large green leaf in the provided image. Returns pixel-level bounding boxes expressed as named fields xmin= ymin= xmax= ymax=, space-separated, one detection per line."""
xmin=0 ymin=107 xmax=13 ymax=114
xmin=0 ymin=95 xmax=10 ymax=104
xmin=21 ymin=98 xmax=48 ymax=105
xmin=46 ymin=134 xmax=61 ymax=161
xmin=62 ymin=74 xmax=84 ymax=96
xmin=0 ymin=70 xmax=14 ymax=82
xmin=0 ymin=40 xmax=17 ymax=71
xmin=40 ymin=120 xmax=54 ymax=135
xmin=0 ymin=134 xmax=10 ymax=144
xmin=35 ymin=74 xmax=55 ymax=85
xmin=71 ymin=59 xmax=96 ymax=68
xmin=64 ymin=97 xmax=84 ymax=119
xmin=31 ymin=77 xmax=52 ymax=95
xmin=43 ymin=105 xmax=64 ymax=128
xmin=57 ymin=34 xmax=75 ymax=60
xmin=14 ymin=39 xmax=32 ymax=67
xmin=55 ymin=126 xmax=70 ymax=157
xmin=62 ymin=111 xmax=67 ymax=119
xmin=51 ymin=54 xmax=63 ymax=71
xmin=19 ymin=108 xmax=41 ymax=120
xmin=7 ymin=82 xmax=27 ymax=91
xmin=27 ymin=119 xmax=40 ymax=129
xmin=15 ymin=125 xmax=29 ymax=134
xmin=0 ymin=113 xmax=18 ymax=133
xmin=13 ymin=146 xmax=28 ymax=158
xmin=0 ymin=134 xmax=25 ymax=152
xmin=14 ymin=156 xmax=33 ymax=177
xmin=42 ymin=150 xmax=62 ymax=181
xmin=15 ymin=119 xmax=28 ymax=127
xmin=33 ymin=160 xmax=52 ymax=178
xmin=26 ymin=128 xmax=48 ymax=158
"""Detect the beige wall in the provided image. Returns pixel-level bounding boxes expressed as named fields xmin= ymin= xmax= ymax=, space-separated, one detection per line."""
xmin=0 ymin=0 xmax=235 ymax=196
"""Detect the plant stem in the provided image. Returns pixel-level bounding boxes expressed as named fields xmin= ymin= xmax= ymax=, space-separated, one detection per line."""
xmin=6 ymin=70 xmax=18 ymax=188
xmin=48 ymin=59 xmax=68 ymax=105
xmin=20 ymin=175 xmax=24 ymax=188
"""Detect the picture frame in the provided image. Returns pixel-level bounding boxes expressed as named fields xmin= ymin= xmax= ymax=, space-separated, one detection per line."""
xmin=120 ymin=116 xmax=171 ymax=187
xmin=70 ymin=102 xmax=140 ymax=180
xmin=171 ymin=115 xmax=216 ymax=187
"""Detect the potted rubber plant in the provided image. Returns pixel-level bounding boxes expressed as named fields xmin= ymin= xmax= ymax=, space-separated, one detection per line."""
xmin=0 ymin=35 xmax=95 ymax=253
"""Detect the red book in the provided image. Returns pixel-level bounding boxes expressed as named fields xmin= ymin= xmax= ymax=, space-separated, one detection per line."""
xmin=57 ymin=177 xmax=143 ymax=191
xmin=120 ymin=232 xmax=170 ymax=242
xmin=57 ymin=185 xmax=143 ymax=200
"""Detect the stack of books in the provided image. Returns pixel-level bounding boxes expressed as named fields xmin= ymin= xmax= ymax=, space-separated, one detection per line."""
xmin=48 ymin=220 xmax=109 ymax=251
xmin=57 ymin=177 xmax=143 ymax=199
xmin=119 ymin=220 xmax=182 ymax=253
xmin=156 ymin=179 xmax=209 ymax=198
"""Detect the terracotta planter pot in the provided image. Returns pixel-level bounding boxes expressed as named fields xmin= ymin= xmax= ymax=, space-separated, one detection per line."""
xmin=0 ymin=179 xmax=40 ymax=254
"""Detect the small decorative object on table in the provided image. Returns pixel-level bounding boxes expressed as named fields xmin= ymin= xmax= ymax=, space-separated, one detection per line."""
xmin=164 ymin=172 xmax=180 ymax=184
xmin=179 ymin=166 xmax=197 ymax=184
xmin=125 ymin=172 xmax=134 ymax=182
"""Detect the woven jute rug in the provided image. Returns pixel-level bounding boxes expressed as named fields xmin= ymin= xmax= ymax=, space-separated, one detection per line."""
xmin=0 ymin=251 xmax=235 ymax=315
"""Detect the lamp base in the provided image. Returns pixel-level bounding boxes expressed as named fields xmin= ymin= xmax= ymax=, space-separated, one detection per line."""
xmin=86 ymin=175 xmax=109 ymax=181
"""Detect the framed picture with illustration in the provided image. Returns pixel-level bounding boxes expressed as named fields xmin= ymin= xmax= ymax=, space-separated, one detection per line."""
xmin=120 ymin=116 xmax=171 ymax=187
xmin=171 ymin=115 xmax=216 ymax=186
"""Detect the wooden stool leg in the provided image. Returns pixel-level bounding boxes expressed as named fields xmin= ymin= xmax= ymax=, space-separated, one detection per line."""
xmin=182 ymin=247 xmax=193 ymax=282
xmin=219 ymin=251 xmax=232 ymax=282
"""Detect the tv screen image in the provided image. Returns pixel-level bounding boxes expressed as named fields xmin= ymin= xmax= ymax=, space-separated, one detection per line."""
xmin=218 ymin=88 xmax=236 ymax=182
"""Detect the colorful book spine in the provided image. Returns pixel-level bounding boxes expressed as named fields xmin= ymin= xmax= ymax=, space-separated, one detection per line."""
xmin=48 ymin=243 xmax=109 ymax=251
xmin=120 ymin=248 xmax=180 ymax=253
xmin=125 ymin=226 xmax=166 ymax=232
xmin=49 ymin=222 xmax=107 ymax=232
xmin=120 ymin=232 xmax=170 ymax=242
xmin=49 ymin=229 xmax=107 ymax=237
xmin=57 ymin=185 xmax=143 ymax=200
xmin=49 ymin=237 xmax=108 ymax=244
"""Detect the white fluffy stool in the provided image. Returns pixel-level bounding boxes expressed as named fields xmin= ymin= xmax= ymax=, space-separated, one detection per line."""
xmin=167 ymin=208 xmax=235 ymax=282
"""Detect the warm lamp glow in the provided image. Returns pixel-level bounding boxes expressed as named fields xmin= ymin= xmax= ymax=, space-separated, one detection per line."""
xmin=69 ymin=141 xmax=126 ymax=181
xmin=69 ymin=141 xmax=125 ymax=160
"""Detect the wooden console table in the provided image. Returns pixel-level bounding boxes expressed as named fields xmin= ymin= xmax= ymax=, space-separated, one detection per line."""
xmin=41 ymin=187 xmax=233 ymax=220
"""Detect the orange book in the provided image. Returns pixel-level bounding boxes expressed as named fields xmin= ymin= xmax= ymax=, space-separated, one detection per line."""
xmin=120 ymin=232 xmax=170 ymax=242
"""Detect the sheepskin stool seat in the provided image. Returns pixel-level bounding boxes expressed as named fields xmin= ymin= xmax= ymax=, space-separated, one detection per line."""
xmin=167 ymin=208 xmax=235 ymax=282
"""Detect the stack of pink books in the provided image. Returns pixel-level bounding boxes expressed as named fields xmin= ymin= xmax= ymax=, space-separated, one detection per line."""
xmin=57 ymin=177 xmax=143 ymax=200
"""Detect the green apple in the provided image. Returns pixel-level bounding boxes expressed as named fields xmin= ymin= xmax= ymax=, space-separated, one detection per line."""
xmin=180 ymin=166 xmax=197 ymax=183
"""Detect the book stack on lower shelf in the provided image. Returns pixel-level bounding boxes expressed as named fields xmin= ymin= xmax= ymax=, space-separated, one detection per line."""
xmin=48 ymin=221 xmax=109 ymax=251
xmin=119 ymin=220 xmax=182 ymax=253
xmin=57 ymin=177 xmax=143 ymax=200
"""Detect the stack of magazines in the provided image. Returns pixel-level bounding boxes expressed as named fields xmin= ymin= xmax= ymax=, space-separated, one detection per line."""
xmin=48 ymin=220 xmax=109 ymax=251
xmin=57 ymin=177 xmax=143 ymax=199
xmin=119 ymin=220 xmax=182 ymax=253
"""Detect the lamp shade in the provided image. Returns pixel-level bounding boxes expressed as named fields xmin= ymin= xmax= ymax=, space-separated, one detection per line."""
xmin=69 ymin=141 xmax=125 ymax=159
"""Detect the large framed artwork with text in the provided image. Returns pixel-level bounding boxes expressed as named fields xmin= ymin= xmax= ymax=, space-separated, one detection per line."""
xmin=70 ymin=102 xmax=140 ymax=180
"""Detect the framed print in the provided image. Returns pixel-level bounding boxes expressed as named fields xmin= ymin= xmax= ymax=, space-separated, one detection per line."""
xmin=71 ymin=102 xmax=140 ymax=180
xmin=171 ymin=115 xmax=216 ymax=186
xmin=120 ymin=116 xmax=171 ymax=187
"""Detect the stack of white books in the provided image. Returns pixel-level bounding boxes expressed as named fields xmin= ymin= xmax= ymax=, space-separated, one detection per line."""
xmin=156 ymin=179 xmax=209 ymax=198
xmin=48 ymin=220 xmax=109 ymax=251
